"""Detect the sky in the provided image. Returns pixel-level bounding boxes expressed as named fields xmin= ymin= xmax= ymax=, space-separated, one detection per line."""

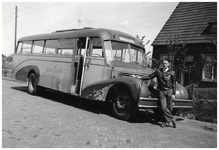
xmin=2 ymin=1 xmax=179 ymax=56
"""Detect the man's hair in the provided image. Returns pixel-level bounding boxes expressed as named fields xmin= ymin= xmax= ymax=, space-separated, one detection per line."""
xmin=163 ymin=58 xmax=170 ymax=62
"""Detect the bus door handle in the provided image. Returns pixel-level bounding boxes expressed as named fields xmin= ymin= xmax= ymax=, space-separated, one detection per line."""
xmin=86 ymin=59 xmax=91 ymax=68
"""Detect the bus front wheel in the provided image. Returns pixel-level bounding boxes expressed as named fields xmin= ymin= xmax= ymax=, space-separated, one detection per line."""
xmin=112 ymin=87 xmax=137 ymax=121
xmin=28 ymin=73 xmax=38 ymax=95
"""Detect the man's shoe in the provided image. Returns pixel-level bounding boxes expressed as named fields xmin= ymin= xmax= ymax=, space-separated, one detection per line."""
xmin=172 ymin=121 xmax=177 ymax=128
xmin=161 ymin=122 xmax=167 ymax=128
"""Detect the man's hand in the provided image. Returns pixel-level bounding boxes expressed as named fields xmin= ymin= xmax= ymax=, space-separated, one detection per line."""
xmin=172 ymin=95 xmax=175 ymax=100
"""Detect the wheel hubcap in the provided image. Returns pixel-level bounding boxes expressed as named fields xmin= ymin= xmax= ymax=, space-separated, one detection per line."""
xmin=116 ymin=93 xmax=129 ymax=110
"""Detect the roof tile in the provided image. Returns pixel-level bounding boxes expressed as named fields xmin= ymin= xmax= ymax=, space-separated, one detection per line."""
xmin=152 ymin=2 xmax=217 ymax=45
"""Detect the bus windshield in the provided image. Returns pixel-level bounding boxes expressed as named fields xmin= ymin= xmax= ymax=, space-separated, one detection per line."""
xmin=104 ymin=41 xmax=144 ymax=65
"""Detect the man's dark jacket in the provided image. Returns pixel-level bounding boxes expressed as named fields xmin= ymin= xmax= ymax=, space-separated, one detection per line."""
xmin=144 ymin=68 xmax=176 ymax=95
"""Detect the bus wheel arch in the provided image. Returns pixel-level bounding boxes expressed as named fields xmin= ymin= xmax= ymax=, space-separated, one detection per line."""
xmin=107 ymin=84 xmax=137 ymax=121
xmin=27 ymin=68 xmax=40 ymax=83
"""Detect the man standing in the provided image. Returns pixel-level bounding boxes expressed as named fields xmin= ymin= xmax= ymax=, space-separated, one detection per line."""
xmin=143 ymin=58 xmax=177 ymax=128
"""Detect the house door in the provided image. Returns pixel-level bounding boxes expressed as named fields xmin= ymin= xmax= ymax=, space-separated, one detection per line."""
xmin=184 ymin=62 xmax=194 ymax=85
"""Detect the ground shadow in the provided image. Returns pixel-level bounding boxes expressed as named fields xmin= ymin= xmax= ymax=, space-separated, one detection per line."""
xmin=11 ymin=86 xmax=27 ymax=92
xmin=10 ymin=86 xmax=182 ymax=126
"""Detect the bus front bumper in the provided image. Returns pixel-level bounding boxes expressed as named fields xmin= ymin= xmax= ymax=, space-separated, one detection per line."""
xmin=138 ymin=97 xmax=193 ymax=109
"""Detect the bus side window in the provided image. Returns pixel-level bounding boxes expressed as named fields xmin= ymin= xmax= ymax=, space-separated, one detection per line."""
xmin=57 ymin=49 xmax=62 ymax=55
xmin=58 ymin=39 xmax=76 ymax=55
xmin=33 ymin=40 xmax=44 ymax=54
xmin=63 ymin=49 xmax=73 ymax=55
xmin=44 ymin=40 xmax=58 ymax=55
xmin=77 ymin=38 xmax=86 ymax=56
xmin=58 ymin=49 xmax=74 ymax=55
xmin=90 ymin=37 xmax=103 ymax=57
xmin=21 ymin=41 xmax=32 ymax=53
xmin=16 ymin=42 xmax=22 ymax=53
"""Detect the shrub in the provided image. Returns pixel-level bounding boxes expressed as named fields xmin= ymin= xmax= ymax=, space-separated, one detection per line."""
xmin=2 ymin=69 xmax=8 ymax=76
xmin=194 ymin=99 xmax=217 ymax=123
xmin=194 ymin=88 xmax=217 ymax=100
xmin=2 ymin=69 xmax=12 ymax=77
xmin=178 ymin=86 xmax=217 ymax=123
xmin=185 ymin=83 xmax=198 ymax=100
xmin=177 ymin=99 xmax=217 ymax=123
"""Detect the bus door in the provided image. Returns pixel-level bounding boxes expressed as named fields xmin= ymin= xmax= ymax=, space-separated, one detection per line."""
xmin=69 ymin=37 xmax=87 ymax=95
xmin=52 ymin=38 xmax=77 ymax=93
xmin=80 ymin=37 xmax=105 ymax=93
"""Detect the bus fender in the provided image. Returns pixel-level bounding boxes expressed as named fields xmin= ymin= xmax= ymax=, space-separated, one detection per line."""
xmin=81 ymin=77 xmax=142 ymax=103
xmin=15 ymin=65 xmax=40 ymax=83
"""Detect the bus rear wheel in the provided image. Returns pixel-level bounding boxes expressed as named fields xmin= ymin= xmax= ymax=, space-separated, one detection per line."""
xmin=28 ymin=73 xmax=38 ymax=95
xmin=112 ymin=87 xmax=137 ymax=121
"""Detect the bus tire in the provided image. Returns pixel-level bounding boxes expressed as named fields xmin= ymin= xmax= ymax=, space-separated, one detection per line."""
xmin=112 ymin=86 xmax=137 ymax=121
xmin=27 ymin=73 xmax=38 ymax=95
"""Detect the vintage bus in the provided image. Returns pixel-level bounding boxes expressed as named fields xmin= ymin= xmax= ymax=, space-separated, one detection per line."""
xmin=12 ymin=27 xmax=193 ymax=121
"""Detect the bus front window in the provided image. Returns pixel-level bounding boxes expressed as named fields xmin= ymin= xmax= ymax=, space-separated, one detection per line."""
xmin=104 ymin=41 xmax=144 ymax=66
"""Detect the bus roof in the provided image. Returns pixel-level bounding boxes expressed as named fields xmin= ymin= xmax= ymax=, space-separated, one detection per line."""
xmin=18 ymin=28 xmax=144 ymax=48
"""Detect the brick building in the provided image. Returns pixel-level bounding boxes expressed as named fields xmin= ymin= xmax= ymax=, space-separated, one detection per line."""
xmin=152 ymin=2 xmax=217 ymax=87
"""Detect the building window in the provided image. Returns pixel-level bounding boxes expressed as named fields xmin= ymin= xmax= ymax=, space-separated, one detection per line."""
xmin=202 ymin=54 xmax=217 ymax=81
xmin=185 ymin=55 xmax=194 ymax=62
xmin=209 ymin=24 xmax=217 ymax=34
xmin=202 ymin=22 xmax=217 ymax=34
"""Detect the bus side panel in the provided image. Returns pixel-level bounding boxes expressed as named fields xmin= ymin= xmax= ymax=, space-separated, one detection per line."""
xmin=82 ymin=58 xmax=105 ymax=89
xmin=15 ymin=65 xmax=40 ymax=82
xmin=50 ymin=56 xmax=75 ymax=93
xmin=12 ymin=54 xmax=41 ymax=82
xmin=12 ymin=54 xmax=73 ymax=93
xmin=12 ymin=54 xmax=26 ymax=81
xmin=39 ymin=55 xmax=72 ymax=93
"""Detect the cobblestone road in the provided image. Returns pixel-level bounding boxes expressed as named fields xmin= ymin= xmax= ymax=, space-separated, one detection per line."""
xmin=2 ymin=78 xmax=217 ymax=148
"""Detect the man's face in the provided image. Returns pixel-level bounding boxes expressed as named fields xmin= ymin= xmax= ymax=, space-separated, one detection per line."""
xmin=163 ymin=60 xmax=169 ymax=69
